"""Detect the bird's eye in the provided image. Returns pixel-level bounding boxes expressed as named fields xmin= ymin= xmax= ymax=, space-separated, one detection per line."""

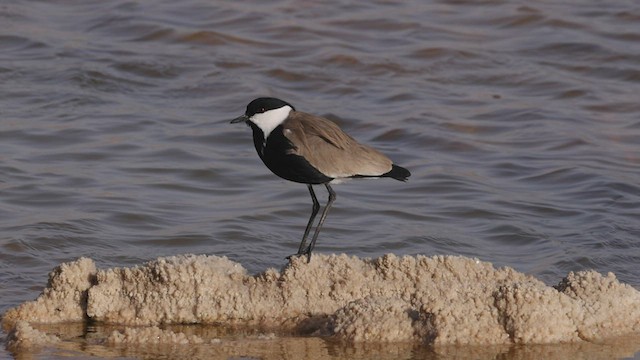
xmin=260 ymin=107 xmax=265 ymax=113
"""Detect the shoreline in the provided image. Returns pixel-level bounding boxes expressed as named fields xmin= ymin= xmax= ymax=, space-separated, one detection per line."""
xmin=3 ymin=253 xmax=640 ymax=358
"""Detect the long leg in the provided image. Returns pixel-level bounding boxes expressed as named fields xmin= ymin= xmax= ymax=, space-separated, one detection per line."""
xmin=303 ymin=183 xmax=336 ymax=262
xmin=297 ymin=184 xmax=320 ymax=255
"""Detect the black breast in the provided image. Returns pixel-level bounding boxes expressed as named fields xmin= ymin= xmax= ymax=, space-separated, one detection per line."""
xmin=250 ymin=124 xmax=333 ymax=184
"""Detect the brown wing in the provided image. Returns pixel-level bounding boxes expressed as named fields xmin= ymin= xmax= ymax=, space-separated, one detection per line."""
xmin=282 ymin=111 xmax=392 ymax=178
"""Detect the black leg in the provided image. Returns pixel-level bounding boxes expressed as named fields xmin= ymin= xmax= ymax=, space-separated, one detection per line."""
xmin=297 ymin=184 xmax=320 ymax=255
xmin=304 ymin=183 xmax=336 ymax=262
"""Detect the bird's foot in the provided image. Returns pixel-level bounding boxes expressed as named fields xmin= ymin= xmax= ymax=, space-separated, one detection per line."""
xmin=285 ymin=249 xmax=312 ymax=263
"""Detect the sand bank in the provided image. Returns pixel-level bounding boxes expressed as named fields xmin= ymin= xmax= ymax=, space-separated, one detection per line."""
xmin=2 ymin=254 xmax=640 ymax=354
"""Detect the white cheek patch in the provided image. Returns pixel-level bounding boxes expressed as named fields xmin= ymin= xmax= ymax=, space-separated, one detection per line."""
xmin=250 ymin=106 xmax=292 ymax=139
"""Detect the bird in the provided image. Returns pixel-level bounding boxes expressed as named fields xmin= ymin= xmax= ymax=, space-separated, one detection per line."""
xmin=231 ymin=97 xmax=410 ymax=262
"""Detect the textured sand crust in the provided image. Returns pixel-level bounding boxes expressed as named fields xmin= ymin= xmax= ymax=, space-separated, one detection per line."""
xmin=6 ymin=321 xmax=60 ymax=349
xmin=2 ymin=253 xmax=640 ymax=352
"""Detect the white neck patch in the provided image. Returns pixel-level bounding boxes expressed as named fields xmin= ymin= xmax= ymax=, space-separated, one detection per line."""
xmin=250 ymin=105 xmax=292 ymax=139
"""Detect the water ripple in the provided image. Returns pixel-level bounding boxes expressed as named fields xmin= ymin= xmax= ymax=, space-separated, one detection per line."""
xmin=1 ymin=0 xmax=639 ymax=329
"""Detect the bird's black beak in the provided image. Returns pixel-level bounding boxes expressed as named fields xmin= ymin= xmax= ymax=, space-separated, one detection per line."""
xmin=230 ymin=114 xmax=249 ymax=124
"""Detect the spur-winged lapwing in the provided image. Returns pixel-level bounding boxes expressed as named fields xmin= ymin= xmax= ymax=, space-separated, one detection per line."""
xmin=231 ymin=97 xmax=410 ymax=262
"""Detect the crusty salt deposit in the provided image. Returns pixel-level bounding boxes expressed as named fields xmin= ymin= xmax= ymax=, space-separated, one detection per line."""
xmin=2 ymin=257 xmax=95 ymax=328
xmin=107 ymin=325 xmax=207 ymax=345
xmin=6 ymin=321 xmax=60 ymax=350
xmin=2 ymin=253 xmax=639 ymax=348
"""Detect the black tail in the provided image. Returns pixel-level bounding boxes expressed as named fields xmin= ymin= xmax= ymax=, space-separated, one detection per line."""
xmin=382 ymin=164 xmax=411 ymax=182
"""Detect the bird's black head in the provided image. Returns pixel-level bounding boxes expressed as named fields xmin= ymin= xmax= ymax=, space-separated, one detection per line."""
xmin=244 ymin=97 xmax=295 ymax=117
xmin=230 ymin=97 xmax=296 ymax=127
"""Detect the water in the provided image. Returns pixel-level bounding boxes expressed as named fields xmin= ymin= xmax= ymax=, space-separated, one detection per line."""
xmin=1 ymin=0 xmax=639 ymax=357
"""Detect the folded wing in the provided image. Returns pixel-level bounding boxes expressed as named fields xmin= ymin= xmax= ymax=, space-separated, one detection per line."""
xmin=283 ymin=111 xmax=393 ymax=179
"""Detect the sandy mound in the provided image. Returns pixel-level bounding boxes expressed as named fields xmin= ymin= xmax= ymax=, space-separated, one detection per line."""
xmin=2 ymin=257 xmax=95 ymax=327
xmin=2 ymin=253 xmax=640 ymax=349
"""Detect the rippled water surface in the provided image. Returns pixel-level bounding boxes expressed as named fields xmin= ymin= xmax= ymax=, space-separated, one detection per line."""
xmin=1 ymin=0 xmax=640 ymax=357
